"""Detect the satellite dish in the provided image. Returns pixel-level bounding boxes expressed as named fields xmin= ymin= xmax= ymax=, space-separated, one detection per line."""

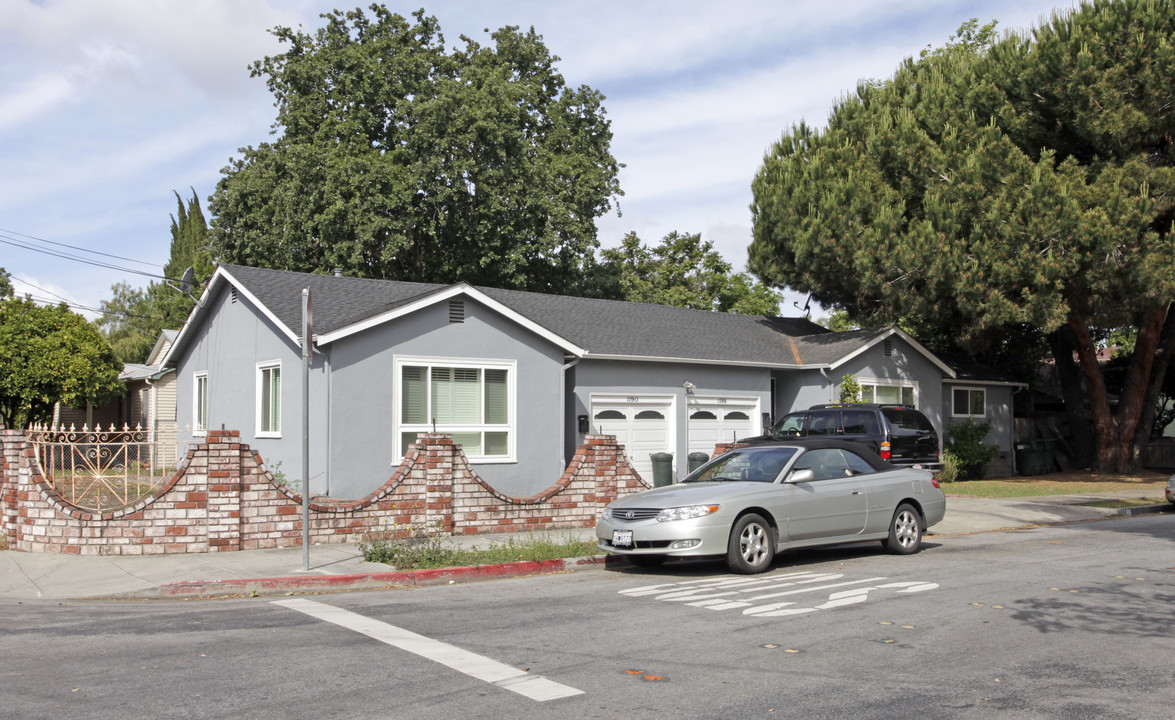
xmin=179 ymin=267 xmax=195 ymax=295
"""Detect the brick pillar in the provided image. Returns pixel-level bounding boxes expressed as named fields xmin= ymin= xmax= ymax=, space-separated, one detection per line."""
xmin=585 ymin=434 xmax=620 ymax=508
xmin=205 ymin=430 xmax=243 ymax=551
xmin=417 ymin=433 xmax=455 ymax=534
xmin=0 ymin=429 xmax=23 ymax=546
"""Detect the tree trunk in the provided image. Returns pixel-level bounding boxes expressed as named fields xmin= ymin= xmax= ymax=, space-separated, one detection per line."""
xmin=1132 ymin=304 xmax=1175 ymax=451
xmin=1069 ymin=308 xmax=1167 ymax=473
xmin=1049 ymin=328 xmax=1094 ymax=468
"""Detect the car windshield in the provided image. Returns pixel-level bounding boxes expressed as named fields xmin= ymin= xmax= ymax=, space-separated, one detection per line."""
xmin=683 ymin=447 xmax=797 ymax=483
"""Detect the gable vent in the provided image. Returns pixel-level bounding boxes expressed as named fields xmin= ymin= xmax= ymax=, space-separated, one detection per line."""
xmin=230 ymin=287 xmax=238 ymax=304
xmin=449 ymin=299 xmax=465 ymax=323
xmin=883 ymin=339 xmax=893 ymax=357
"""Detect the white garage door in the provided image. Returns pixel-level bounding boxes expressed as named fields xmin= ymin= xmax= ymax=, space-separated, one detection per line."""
xmin=591 ymin=395 xmax=673 ymax=481
xmin=687 ymin=397 xmax=759 ymax=460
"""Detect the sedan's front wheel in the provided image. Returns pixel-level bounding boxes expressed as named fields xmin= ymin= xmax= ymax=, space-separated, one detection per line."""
xmin=882 ymin=503 xmax=923 ymax=555
xmin=727 ymin=513 xmax=774 ymax=574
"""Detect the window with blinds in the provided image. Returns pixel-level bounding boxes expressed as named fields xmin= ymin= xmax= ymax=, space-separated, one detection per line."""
xmin=398 ymin=361 xmax=512 ymax=461
xmin=860 ymin=383 xmax=915 ymax=406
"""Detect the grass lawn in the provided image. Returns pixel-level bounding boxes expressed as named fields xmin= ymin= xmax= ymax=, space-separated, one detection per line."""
xmin=942 ymin=468 xmax=1169 ymax=500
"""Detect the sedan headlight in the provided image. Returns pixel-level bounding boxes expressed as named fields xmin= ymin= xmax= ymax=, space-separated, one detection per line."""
xmin=656 ymin=504 xmax=720 ymax=522
xmin=601 ymin=507 xmax=612 ymax=520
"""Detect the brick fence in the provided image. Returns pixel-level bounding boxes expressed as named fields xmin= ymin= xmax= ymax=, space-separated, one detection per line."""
xmin=0 ymin=429 xmax=649 ymax=555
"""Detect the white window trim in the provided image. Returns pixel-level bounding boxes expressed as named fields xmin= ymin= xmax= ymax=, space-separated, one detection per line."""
xmin=255 ymin=360 xmax=282 ymax=438
xmin=951 ymin=385 xmax=987 ymax=419
xmin=856 ymin=377 xmax=919 ymax=406
xmin=393 ymin=355 xmax=517 ymax=463
xmin=192 ymin=371 xmax=208 ymax=436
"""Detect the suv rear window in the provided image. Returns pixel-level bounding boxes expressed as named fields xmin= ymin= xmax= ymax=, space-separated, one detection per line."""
xmin=881 ymin=408 xmax=933 ymax=432
xmin=840 ymin=410 xmax=880 ymax=435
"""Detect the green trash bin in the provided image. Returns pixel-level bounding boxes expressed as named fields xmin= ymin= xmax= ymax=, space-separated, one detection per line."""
xmin=650 ymin=452 xmax=674 ymax=487
xmin=688 ymin=452 xmax=710 ymax=473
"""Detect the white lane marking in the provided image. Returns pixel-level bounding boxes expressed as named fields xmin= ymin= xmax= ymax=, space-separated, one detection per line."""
xmin=273 ymin=598 xmax=583 ymax=702
xmin=620 ymin=573 xmax=940 ymax=617
xmin=746 ymin=580 xmax=939 ymax=617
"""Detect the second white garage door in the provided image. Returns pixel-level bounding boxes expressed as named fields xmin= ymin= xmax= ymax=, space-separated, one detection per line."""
xmin=687 ymin=397 xmax=760 ymax=460
xmin=590 ymin=395 xmax=674 ymax=481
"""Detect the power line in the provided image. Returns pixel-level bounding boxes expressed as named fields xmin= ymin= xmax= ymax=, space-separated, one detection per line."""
xmin=0 ymin=234 xmax=168 ymax=281
xmin=9 ymin=276 xmax=176 ymax=322
xmin=0 ymin=226 xmax=162 ymax=269
xmin=9 ymin=275 xmax=76 ymax=306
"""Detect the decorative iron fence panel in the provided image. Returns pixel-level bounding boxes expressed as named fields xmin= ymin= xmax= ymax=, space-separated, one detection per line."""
xmin=27 ymin=424 xmax=170 ymax=512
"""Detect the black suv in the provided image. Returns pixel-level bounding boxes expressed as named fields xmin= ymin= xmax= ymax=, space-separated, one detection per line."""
xmin=746 ymin=404 xmax=940 ymax=468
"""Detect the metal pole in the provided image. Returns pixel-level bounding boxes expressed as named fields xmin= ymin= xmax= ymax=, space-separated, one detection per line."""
xmin=301 ymin=288 xmax=312 ymax=571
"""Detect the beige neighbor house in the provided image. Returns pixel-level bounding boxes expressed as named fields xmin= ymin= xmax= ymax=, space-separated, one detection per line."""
xmin=53 ymin=330 xmax=180 ymax=470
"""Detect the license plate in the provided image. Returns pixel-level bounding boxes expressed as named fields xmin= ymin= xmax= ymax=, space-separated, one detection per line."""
xmin=612 ymin=529 xmax=633 ymax=548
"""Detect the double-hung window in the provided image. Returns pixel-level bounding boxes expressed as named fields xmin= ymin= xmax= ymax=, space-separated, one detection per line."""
xmin=256 ymin=361 xmax=282 ymax=437
xmin=193 ymin=372 xmax=208 ymax=435
xmin=860 ymin=382 xmax=915 ymax=406
xmin=952 ymin=387 xmax=986 ymax=418
xmin=397 ymin=357 xmax=514 ymax=461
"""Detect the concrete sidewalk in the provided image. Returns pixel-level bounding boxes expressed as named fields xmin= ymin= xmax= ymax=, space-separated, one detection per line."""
xmin=2 ymin=490 xmax=1170 ymax=602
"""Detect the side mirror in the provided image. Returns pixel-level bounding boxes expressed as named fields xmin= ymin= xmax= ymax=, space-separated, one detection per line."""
xmin=786 ymin=468 xmax=814 ymax=484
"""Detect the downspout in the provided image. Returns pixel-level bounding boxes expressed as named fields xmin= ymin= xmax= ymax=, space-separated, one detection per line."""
xmin=561 ymin=356 xmax=581 ymax=469
xmin=323 ymin=345 xmax=331 ymax=497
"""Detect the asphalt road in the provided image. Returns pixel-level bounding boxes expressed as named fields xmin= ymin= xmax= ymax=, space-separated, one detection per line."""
xmin=4 ymin=514 xmax=1173 ymax=719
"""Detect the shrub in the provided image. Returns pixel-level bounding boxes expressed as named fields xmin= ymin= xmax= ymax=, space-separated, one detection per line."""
xmin=936 ymin=449 xmax=960 ymax=484
xmin=947 ymin=419 xmax=999 ymax=480
xmin=839 ymin=374 xmax=862 ymax=403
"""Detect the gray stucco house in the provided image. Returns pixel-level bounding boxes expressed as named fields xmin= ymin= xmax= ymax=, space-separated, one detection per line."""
xmin=162 ymin=265 xmax=1018 ymax=498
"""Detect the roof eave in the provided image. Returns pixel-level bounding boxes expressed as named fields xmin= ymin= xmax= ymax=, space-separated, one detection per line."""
xmin=161 ymin=266 xmax=301 ymax=369
xmin=583 ymin=352 xmax=815 ymax=370
xmin=316 ymin=283 xmax=587 ymax=356
xmin=827 ymin=326 xmax=957 ymax=378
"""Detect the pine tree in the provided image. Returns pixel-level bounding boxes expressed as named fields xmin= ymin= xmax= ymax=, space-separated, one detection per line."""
xmin=749 ymin=1 xmax=1175 ymax=472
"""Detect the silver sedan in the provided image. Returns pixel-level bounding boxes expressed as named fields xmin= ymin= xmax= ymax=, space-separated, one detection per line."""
xmin=596 ymin=439 xmax=946 ymax=574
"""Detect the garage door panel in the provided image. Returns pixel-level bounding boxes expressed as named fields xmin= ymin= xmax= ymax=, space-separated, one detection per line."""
xmin=590 ymin=397 xmax=673 ymax=481
xmin=688 ymin=399 xmax=757 ymax=456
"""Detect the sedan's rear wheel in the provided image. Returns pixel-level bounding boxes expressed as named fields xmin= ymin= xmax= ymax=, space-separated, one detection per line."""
xmin=727 ymin=513 xmax=774 ymax=574
xmin=883 ymin=503 xmax=923 ymax=555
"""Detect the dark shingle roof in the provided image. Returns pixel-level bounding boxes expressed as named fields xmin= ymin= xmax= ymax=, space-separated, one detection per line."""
xmin=791 ymin=327 xmax=892 ymax=366
xmin=197 ymin=264 xmax=856 ymax=367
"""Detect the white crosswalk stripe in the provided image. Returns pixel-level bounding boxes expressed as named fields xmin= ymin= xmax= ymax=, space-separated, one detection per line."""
xmin=273 ymin=598 xmax=584 ymax=702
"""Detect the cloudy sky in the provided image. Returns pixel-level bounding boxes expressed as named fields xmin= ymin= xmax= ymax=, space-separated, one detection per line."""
xmin=1 ymin=0 xmax=1074 ymax=321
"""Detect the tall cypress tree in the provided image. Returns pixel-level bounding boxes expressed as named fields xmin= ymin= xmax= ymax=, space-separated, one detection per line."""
xmin=97 ymin=189 xmax=212 ymax=363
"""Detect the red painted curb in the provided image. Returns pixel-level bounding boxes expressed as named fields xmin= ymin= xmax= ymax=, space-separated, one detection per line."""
xmin=156 ymin=556 xmax=604 ymax=598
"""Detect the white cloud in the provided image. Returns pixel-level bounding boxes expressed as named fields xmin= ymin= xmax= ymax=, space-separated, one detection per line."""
xmin=0 ymin=73 xmax=73 ymax=132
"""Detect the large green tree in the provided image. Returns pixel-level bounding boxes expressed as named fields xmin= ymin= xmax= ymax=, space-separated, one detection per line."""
xmin=97 ymin=190 xmax=212 ymax=362
xmin=0 ymin=267 xmax=12 ymax=299
xmin=749 ymin=0 xmax=1175 ymax=472
xmin=594 ymin=231 xmax=781 ymax=314
xmin=209 ymin=6 xmax=622 ymax=294
xmin=0 ymin=298 xmax=124 ymax=428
